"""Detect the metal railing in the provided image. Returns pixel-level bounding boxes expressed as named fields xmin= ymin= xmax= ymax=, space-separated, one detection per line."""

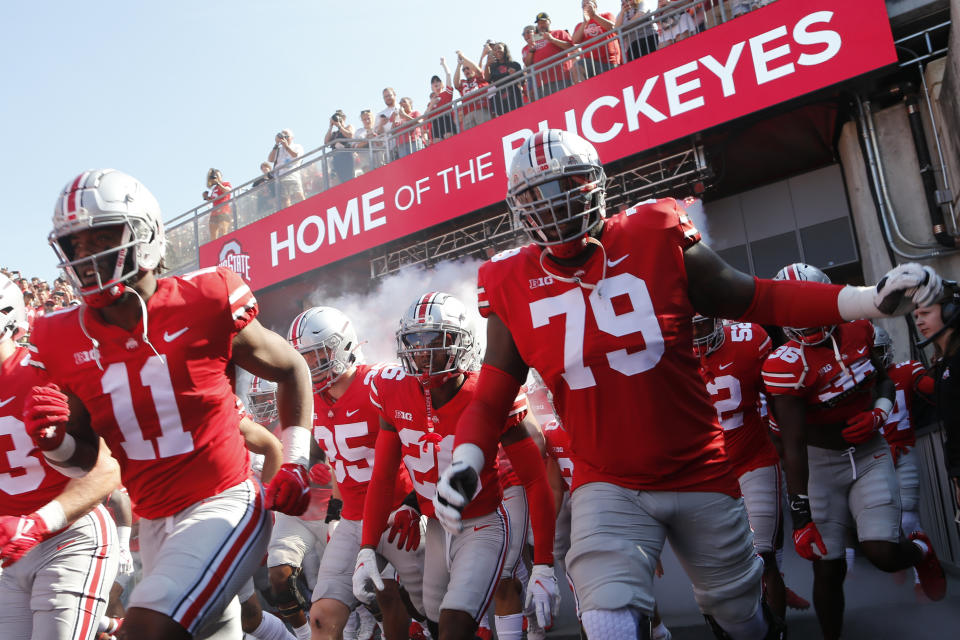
xmin=163 ymin=0 xmax=766 ymax=275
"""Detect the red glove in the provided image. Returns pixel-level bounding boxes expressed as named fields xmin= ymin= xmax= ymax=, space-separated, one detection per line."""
xmin=793 ymin=521 xmax=827 ymax=561
xmin=308 ymin=462 xmax=333 ymax=486
xmin=265 ymin=464 xmax=311 ymax=515
xmin=23 ymin=384 xmax=71 ymax=452
xmin=842 ymin=408 xmax=887 ymax=444
xmin=916 ymin=374 xmax=935 ymax=395
xmin=386 ymin=505 xmax=421 ymax=551
xmin=0 ymin=513 xmax=54 ymax=567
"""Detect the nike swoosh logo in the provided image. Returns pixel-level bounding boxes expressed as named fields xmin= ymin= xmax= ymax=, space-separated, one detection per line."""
xmin=474 ymin=524 xmax=493 ymax=531
xmin=163 ymin=327 xmax=189 ymax=342
xmin=717 ymin=363 xmax=733 ymax=370
xmin=857 ymin=347 xmax=867 ymax=354
xmin=606 ymin=254 xmax=629 ymax=268
xmin=346 ymin=409 xmax=360 ymax=417
xmin=0 ymin=397 xmax=15 ymax=408
xmin=874 ymin=454 xmax=886 ymax=459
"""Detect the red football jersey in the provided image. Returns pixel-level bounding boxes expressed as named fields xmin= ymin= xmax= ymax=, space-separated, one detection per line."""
xmin=371 ymin=370 xmax=526 ymax=519
xmin=29 ymin=267 xmax=256 ymax=519
xmin=0 ymin=347 xmax=71 ymax=516
xmin=477 ymin=200 xmax=738 ymax=496
xmin=882 ymin=360 xmax=925 ymax=449
xmin=542 ymin=420 xmax=573 ymax=491
xmin=698 ymin=323 xmax=779 ymax=477
xmin=761 ymin=320 xmax=877 ymax=425
xmin=313 ymin=363 xmax=412 ymax=520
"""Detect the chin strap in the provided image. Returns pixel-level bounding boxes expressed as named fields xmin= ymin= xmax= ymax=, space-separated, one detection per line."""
xmin=77 ymin=285 xmax=161 ymax=371
xmin=539 ymin=236 xmax=608 ymax=298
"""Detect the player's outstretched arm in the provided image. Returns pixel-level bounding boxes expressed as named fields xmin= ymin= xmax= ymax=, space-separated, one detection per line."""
xmin=0 ymin=438 xmax=120 ymax=567
xmin=501 ymin=419 xmax=556 ymax=566
xmin=233 ymin=319 xmax=314 ymax=514
xmin=684 ymin=242 xmax=943 ymax=324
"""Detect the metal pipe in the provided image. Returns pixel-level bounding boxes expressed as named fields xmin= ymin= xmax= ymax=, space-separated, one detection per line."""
xmin=905 ymin=94 xmax=958 ymax=248
xmin=917 ymin=62 xmax=958 ymax=235
xmin=854 ymin=95 xmax=955 ymax=260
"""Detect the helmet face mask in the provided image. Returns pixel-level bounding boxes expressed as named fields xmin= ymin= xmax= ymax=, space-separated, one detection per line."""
xmin=287 ymin=307 xmax=360 ymax=392
xmin=506 ymin=130 xmax=607 ymax=257
xmin=247 ymin=377 xmax=278 ymax=425
xmin=51 ymin=170 xmax=166 ymax=308
xmin=396 ymin=293 xmax=477 ymax=386
xmin=0 ymin=274 xmax=27 ymax=342
xmin=774 ymin=262 xmax=834 ymax=347
xmin=692 ymin=315 xmax=724 ymax=357
xmin=873 ymin=326 xmax=894 ymax=368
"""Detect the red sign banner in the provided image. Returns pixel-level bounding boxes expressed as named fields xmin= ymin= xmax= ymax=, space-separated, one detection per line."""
xmin=201 ymin=0 xmax=896 ymax=290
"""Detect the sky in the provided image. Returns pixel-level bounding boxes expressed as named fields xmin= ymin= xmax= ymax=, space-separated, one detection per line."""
xmin=0 ymin=0 xmax=631 ymax=283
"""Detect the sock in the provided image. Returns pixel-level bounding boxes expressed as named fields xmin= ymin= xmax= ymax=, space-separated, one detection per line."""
xmin=494 ymin=613 xmax=524 ymax=640
xmin=97 ymin=617 xmax=122 ymax=634
xmin=253 ymin=612 xmax=296 ymax=640
xmin=845 ymin=547 xmax=855 ymax=572
xmin=292 ymin=621 xmax=311 ymax=640
xmin=652 ymin=621 xmax=671 ymax=640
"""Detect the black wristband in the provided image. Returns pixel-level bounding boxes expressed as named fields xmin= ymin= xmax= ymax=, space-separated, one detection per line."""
xmin=325 ymin=498 xmax=343 ymax=523
xmin=788 ymin=493 xmax=812 ymax=530
xmin=401 ymin=490 xmax=421 ymax=514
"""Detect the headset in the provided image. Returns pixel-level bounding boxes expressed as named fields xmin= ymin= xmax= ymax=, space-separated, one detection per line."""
xmin=916 ymin=280 xmax=960 ymax=348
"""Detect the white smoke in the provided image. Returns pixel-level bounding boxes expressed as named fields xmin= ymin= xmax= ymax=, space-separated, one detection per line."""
xmin=683 ymin=197 xmax=711 ymax=246
xmin=316 ymin=258 xmax=489 ymax=365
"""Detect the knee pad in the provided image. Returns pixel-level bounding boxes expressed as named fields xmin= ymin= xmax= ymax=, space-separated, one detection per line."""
xmin=581 ymin=608 xmax=650 ymax=640
xmin=265 ymin=566 xmax=308 ymax=617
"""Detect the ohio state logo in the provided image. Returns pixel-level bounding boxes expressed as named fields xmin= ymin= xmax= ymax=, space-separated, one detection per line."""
xmin=219 ymin=240 xmax=251 ymax=281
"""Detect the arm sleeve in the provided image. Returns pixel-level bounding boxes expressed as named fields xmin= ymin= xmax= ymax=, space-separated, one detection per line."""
xmin=455 ymin=364 xmax=523 ymax=466
xmin=504 ymin=437 xmax=556 ymax=565
xmin=737 ymin=277 xmax=844 ymax=328
xmin=361 ymin=429 xmax=402 ymax=547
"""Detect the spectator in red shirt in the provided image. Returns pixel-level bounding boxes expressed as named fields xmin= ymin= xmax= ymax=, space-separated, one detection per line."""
xmin=426 ymin=58 xmax=458 ymax=143
xmin=525 ymin=12 xmax=576 ymax=99
xmin=202 ymin=168 xmax=233 ymax=240
xmin=454 ymin=51 xmax=491 ymax=130
xmin=572 ymin=0 xmax=621 ymax=79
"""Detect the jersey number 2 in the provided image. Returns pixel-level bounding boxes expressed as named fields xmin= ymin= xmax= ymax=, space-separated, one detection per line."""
xmin=529 ymin=273 xmax=664 ymax=390
xmin=102 ymin=356 xmax=194 ymax=460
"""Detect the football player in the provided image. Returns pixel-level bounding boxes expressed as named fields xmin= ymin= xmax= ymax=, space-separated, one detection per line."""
xmin=0 ymin=273 xmax=121 ymax=640
xmin=354 ymin=292 xmax=556 ymax=640
xmin=436 ymin=129 xmax=943 ymax=640
xmin=286 ymin=306 xmax=425 ymax=640
xmin=24 ymin=170 xmax=315 ymax=640
xmin=693 ymin=317 xmax=792 ymax=619
xmin=762 ymin=263 xmax=945 ymax=640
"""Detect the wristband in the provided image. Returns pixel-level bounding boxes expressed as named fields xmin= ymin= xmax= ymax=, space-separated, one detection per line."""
xmin=280 ymin=426 xmax=311 ymax=468
xmin=873 ymin=397 xmax=894 ymax=416
xmin=117 ymin=525 xmax=131 ymax=548
xmin=42 ymin=433 xmax=77 ymax=463
xmin=35 ymin=500 xmax=68 ymax=533
xmin=451 ymin=443 xmax=485 ymax=475
xmin=788 ymin=493 xmax=812 ymax=530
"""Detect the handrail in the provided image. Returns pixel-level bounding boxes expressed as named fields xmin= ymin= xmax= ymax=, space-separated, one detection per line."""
xmin=161 ymin=0 xmax=743 ymax=274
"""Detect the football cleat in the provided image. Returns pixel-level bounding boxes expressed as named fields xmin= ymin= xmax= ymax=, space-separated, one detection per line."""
xmin=910 ymin=531 xmax=946 ymax=601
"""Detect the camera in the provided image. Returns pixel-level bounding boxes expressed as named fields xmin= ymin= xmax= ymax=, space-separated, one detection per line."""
xmin=277 ymin=131 xmax=286 ymax=140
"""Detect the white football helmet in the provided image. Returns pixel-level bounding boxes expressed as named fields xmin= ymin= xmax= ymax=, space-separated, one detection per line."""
xmin=397 ymin=292 xmax=478 ymax=386
xmin=247 ymin=376 xmax=279 ymax=425
xmin=288 ymin=306 xmax=361 ymax=392
xmin=50 ymin=169 xmax=166 ymax=308
xmin=773 ymin=263 xmax=834 ymax=345
xmin=692 ymin=314 xmax=724 ymax=357
xmin=506 ymin=129 xmax=607 ymax=258
xmin=873 ymin=326 xmax=894 ymax=368
xmin=0 ymin=274 xmax=27 ymax=343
